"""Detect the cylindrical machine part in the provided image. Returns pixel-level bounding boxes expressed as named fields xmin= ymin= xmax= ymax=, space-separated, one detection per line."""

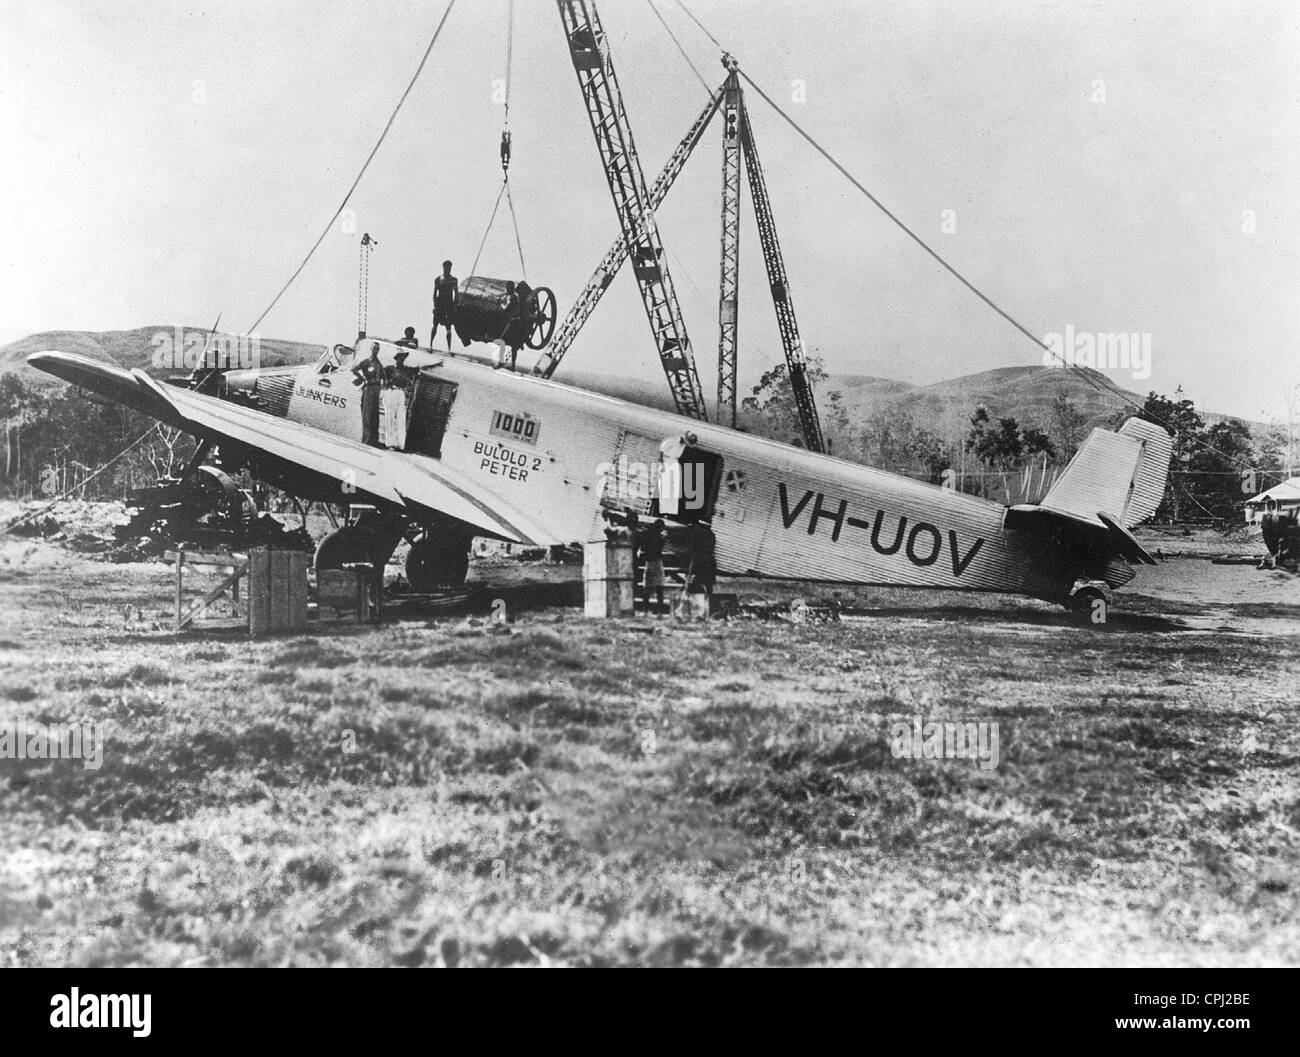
xmin=453 ymin=276 xmax=518 ymax=346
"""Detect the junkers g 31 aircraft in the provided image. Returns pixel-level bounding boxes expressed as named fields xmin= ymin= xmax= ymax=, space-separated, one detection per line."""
xmin=27 ymin=1 xmax=1173 ymax=617
xmin=28 ymin=338 xmax=1170 ymax=618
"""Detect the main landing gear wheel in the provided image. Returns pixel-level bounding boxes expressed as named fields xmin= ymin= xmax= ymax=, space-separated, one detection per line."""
xmin=526 ymin=287 xmax=557 ymax=349
xmin=314 ymin=526 xmax=372 ymax=571
xmin=405 ymin=539 xmax=470 ymax=592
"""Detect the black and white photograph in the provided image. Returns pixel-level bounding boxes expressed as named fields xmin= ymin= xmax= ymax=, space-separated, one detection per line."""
xmin=0 ymin=0 xmax=1296 ymax=996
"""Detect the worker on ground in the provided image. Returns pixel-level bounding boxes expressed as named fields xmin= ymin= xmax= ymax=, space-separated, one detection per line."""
xmin=625 ymin=509 xmax=641 ymax=592
xmin=493 ymin=280 xmax=520 ymax=370
xmin=432 ymin=260 xmax=458 ymax=350
xmin=351 ymin=342 xmax=384 ymax=447
xmin=1279 ymin=509 xmax=1300 ymax=572
xmin=395 ymin=326 xmax=419 ymax=349
xmin=682 ymin=521 xmax=717 ymax=602
xmin=637 ymin=518 xmax=667 ymax=617
xmin=1260 ymin=499 xmax=1283 ymax=569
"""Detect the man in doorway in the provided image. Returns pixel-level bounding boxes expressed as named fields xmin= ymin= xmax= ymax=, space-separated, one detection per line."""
xmin=432 ymin=260 xmax=458 ymax=350
xmin=386 ymin=349 xmax=417 ymax=389
xmin=382 ymin=350 xmax=416 ymax=450
xmin=351 ymin=342 xmax=384 ymax=447
xmin=395 ymin=326 xmax=419 ymax=349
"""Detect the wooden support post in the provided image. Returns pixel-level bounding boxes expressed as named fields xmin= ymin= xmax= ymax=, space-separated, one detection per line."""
xmin=583 ymin=539 xmax=634 ymax=618
xmin=174 ymin=549 xmax=185 ymax=630
xmin=248 ymin=549 xmax=270 ymax=636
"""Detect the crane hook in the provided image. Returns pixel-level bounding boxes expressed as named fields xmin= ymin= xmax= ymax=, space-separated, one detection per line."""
xmin=500 ymin=128 xmax=512 ymax=175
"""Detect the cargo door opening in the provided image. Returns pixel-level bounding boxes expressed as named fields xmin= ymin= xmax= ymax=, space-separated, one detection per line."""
xmin=405 ymin=373 xmax=458 ymax=457
xmin=654 ymin=444 xmax=722 ymax=524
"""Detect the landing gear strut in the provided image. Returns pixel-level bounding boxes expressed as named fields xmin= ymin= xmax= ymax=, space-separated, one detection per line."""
xmin=315 ymin=512 xmax=472 ymax=595
xmin=405 ymin=535 xmax=470 ymax=592
xmin=314 ymin=508 xmax=406 ymax=593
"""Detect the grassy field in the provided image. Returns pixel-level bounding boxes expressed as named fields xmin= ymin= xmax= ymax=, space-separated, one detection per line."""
xmin=0 ymin=534 xmax=1297 ymax=967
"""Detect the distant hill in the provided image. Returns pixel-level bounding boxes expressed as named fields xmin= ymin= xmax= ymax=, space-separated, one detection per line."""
xmin=563 ymin=365 xmax=1148 ymax=433
xmin=830 ymin=365 xmax=1144 ymax=434
xmin=0 ymin=326 xmax=1245 ymax=432
xmin=0 ymin=327 xmax=327 ymax=384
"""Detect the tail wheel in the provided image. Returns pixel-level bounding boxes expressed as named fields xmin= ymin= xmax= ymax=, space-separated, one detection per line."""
xmin=406 ymin=539 xmax=470 ymax=591
xmin=1067 ymin=585 xmax=1110 ymax=625
xmin=526 ymin=287 xmax=557 ymax=349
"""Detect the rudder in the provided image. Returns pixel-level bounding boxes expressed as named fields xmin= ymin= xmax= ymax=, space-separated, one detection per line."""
xmin=1039 ymin=417 xmax=1171 ymax=528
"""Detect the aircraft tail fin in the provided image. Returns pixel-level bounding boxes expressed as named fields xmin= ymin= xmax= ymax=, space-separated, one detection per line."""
xmin=1038 ymin=417 xmax=1172 ymax=528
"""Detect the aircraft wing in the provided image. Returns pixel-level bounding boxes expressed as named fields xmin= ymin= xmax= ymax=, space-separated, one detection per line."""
xmin=27 ymin=352 xmax=550 ymax=545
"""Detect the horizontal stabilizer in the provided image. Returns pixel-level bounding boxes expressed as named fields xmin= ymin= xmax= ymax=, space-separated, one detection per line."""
xmin=1097 ymin=512 xmax=1157 ymax=565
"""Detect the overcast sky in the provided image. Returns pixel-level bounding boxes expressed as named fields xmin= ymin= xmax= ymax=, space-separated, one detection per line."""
xmin=1 ymin=0 xmax=1297 ymax=421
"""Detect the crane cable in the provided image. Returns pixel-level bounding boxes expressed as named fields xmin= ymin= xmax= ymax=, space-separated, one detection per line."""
xmin=505 ymin=181 xmax=528 ymax=280
xmin=470 ymin=176 xmax=530 ymax=283
xmin=504 ymin=0 xmax=515 ymax=125
xmin=738 ymin=67 xmax=1254 ymax=470
xmin=470 ymin=183 xmax=508 ymax=277
xmin=500 ymin=0 xmax=514 ymax=174
xmin=644 ymin=0 xmax=712 ymax=96
xmin=675 ymin=0 xmax=724 ymax=52
xmin=474 ymin=0 xmax=527 ymax=280
xmin=246 ymin=0 xmax=457 ymax=334
xmin=671 ymin=0 xmax=1255 ymax=471
xmin=357 ymin=233 xmax=375 ymax=336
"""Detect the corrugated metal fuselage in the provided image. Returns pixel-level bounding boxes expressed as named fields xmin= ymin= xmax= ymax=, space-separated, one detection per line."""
xmin=238 ymin=344 xmax=1105 ymax=603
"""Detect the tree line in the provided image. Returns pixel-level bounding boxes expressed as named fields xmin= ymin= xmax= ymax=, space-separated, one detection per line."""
xmin=1 ymin=375 xmax=194 ymax=503
xmin=740 ymin=358 xmax=1292 ymax=521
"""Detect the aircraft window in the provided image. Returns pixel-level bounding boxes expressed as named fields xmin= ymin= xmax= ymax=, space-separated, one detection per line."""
xmin=317 ymin=344 xmax=355 ymax=374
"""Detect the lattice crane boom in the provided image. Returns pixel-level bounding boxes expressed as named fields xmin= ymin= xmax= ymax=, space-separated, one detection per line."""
xmin=738 ymin=91 xmax=825 ymax=453
xmin=534 ymin=84 xmax=724 ymax=379
xmin=717 ymin=62 xmax=742 ymax=427
xmin=556 ymin=0 xmax=707 ymax=420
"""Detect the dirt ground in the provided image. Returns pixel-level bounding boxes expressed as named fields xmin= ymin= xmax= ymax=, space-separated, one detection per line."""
xmin=0 ymin=505 xmax=1296 ymax=966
